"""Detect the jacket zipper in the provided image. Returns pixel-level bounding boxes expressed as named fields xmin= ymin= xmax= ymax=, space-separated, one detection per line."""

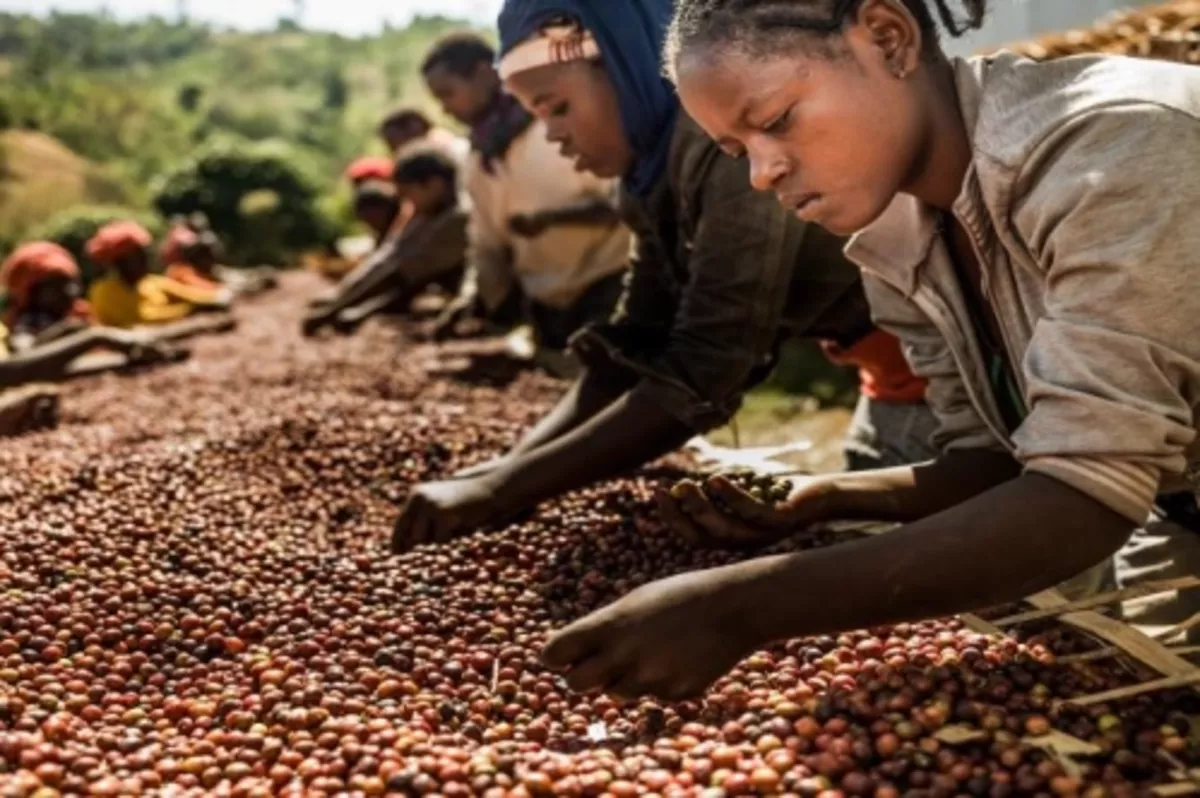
xmin=908 ymin=285 xmax=1016 ymax=454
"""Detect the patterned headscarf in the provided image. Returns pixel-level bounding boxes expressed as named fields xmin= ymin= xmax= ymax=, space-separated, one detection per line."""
xmin=498 ymin=0 xmax=678 ymax=196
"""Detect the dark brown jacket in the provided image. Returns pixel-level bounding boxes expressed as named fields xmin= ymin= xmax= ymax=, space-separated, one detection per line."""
xmin=575 ymin=113 xmax=874 ymax=431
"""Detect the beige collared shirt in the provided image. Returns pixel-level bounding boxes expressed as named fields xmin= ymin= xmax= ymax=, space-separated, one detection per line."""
xmin=461 ymin=120 xmax=630 ymax=311
xmin=847 ymin=51 xmax=1200 ymax=524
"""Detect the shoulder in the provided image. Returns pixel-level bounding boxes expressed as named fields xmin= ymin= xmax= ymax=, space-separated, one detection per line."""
xmin=968 ymin=51 xmax=1200 ymax=176
xmin=668 ymin=113 xmax=726 ymax=202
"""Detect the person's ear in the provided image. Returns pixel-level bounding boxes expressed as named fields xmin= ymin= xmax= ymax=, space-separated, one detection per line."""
xmin=858 ymin=0 xmax=924 ymax=78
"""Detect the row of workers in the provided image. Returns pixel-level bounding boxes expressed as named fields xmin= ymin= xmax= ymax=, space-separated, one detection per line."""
xmin=0 ymin=218 xmax=265 ymax=432
xmin=331 ymin=0 xmax=1200 ymax=702
xmin=316 ymin=29 xmax=934 ymax=469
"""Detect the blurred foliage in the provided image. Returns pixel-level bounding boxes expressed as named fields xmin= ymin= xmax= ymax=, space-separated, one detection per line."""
xmin=767 ymin=339 xmax=859 ymax=408
xmin=0 ymin=10 xmax=857 ymax=405
xmin=0 ymin=10 xmax=476 ymax=256
xmin=28 ymin=204 xmax=165 ymax=285
xmin=152 ymin=139 xmax=334 ymax=265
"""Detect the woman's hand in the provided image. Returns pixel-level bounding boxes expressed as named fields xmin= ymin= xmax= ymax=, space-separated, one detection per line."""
xmin=542 ymin=565 xmax=762 ymax=701
xmin=392 ymin=477 xmax=510 ymax=553
xmin=657 ymin=473 xmax=832 ymax=548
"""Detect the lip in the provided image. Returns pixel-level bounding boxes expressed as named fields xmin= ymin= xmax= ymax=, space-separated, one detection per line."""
xmin=779 ymin=192 xmax=822 ymax=222
xmin=568 ymin=152 xmax=595 ymax=173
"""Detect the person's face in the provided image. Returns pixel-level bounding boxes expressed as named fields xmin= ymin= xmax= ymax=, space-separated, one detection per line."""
xmin=424 ymin=62 xmax=497 ymax=127
xmin=186 ymin=244 xmax=219 ymax=275
xmin=396 ymin=178 xmax=452 ymax=217
xmin=505 ymin=59 xmax=635 ymax=180
xmin=30 ymin=274 xmax=79 ymax=318
xmin=674 ymin=1 xmax=929 ymax=236
xmin=382 ymin=121 xmax=426 ymax=153
xmin=115 ymin=249 xmax=150 ymax=284
xmin=355 ymin=201 xmax=398 ymax=237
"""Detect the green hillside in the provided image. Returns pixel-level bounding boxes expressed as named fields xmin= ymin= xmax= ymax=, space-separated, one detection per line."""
xmin=0 ymin=11 xmax=481 ymax=256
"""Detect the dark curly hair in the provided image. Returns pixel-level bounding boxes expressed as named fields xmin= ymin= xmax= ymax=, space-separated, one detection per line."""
xmin=393 ymin=149 xmax=459 ymax=188
xmin=421 ymin=32 xmax=497 ymax=78
xmin=665 ymin=0 xmax=987 ymax=76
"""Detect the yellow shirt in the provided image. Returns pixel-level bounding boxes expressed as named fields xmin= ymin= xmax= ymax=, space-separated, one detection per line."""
xmin=88 ymin=274 xmax=218 ymax=329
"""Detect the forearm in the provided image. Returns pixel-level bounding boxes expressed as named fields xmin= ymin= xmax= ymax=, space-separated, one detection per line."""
xmin=484 ymin=389 xmax=694 ymax=516
xmin=0 ymin=328 xmax=111 ymax=385
xmin=727 ymin=473 xmax=1133 ymax=644
xmin=539 ymin=200 xmax=621 ymax=229
xmin=806 ymin=448 xmax=1021 ymax=523
xmin=504 ymin=367 xmax=636 ymax=460
xmin=325 ymin=251 xmax=409 ymax=315
xmin=33 ymin=319 xmax=88 ymax=348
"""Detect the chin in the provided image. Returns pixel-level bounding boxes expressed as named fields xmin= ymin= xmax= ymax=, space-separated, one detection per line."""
xmin=577 ymin=159 xmax=617 ymax=179
xmin=825 ymin=199 xmax=892 ymax=238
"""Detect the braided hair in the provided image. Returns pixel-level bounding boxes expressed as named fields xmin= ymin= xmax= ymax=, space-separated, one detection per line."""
xmin=665 ymin=0 xmax=986 ymax=76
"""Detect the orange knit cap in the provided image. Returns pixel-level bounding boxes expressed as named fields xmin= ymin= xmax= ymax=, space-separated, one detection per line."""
xmin=85 ymin=221 xmax=153 ymax=267
xmin=0 ymin=241 xmax=88 ymax=326
xmin=345 ymin=156 xmax=395 ymax=185
xmin=159 ymin=224 xmax=199 ymax=267
xmin=1 ymin=241 xmax=79 ymax=304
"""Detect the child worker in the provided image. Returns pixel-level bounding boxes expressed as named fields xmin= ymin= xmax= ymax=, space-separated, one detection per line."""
xmin=0 ymin=239 xmax=175 ymax=365
xmin=418 ymin=32 xmax=631 ymax=351
xmin=539 ymin=0 xmax=1200 ymax=702
xmin=162 ymin=218 xmax=275 ymax=298
xmin=392 ymin=0 xmax=936 ymax=551
xmin=87 ymin=221 xmax=230 ymax=329
xmin=378 ymin=108 xmax=470 ymax=165
xmin=1 ymin=241 xmax=96 ymax=351
xmin=344 ymin=157 xmax=406 ymax=246
xmin=303 ymin=148 xmax=469 ymax=337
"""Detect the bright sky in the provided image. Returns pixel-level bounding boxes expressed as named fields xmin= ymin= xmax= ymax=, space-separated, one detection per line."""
xmin=0 ymin=0 xmax=503 ymax=35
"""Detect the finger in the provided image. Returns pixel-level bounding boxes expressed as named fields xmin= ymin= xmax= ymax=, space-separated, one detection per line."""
xmin=607 ymin=672 xmax=650 ymax=702
xmin=432 ymin=514 xmax=464 ymax=545
xmin=659 ymin=680 xmax=708 ymax=704
xmin=675 ymin=482 xmax=772 ymax=545
xmin=653 ymin=488 xmax=709 ymax=547
xmin=563 ymin=651 xmax=624 ymax=695
xmin=390 ymin=521 xmax=410 ymax=554
xmin=410 ymin=510 xmax=435 ymax=549
xmin=394 ymin=499 xmax=430 ymax=552
xmin=706 ymin=475 xmax=792 ymax=529
xmin=542 ymin=619 xmax=604 ymax=671
xmin=391 ymin=514 xmax=417 ymax=554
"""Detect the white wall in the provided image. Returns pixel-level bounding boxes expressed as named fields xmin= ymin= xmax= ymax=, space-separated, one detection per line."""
xmin=945 ymin=0 xmax=1162 ymax=55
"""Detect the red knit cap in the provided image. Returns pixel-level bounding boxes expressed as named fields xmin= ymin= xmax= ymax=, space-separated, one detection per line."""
xmin=85 ymin=221 xmax=153 ymax=267
xmin=345 ymin=156 xmax=395 ymax=185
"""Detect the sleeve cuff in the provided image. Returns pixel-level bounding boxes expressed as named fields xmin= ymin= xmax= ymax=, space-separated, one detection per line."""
xmin=1025 ymin=455 xmax=1159 ymax=524
xmin=571 ymin=325 xmax=738 ymax=432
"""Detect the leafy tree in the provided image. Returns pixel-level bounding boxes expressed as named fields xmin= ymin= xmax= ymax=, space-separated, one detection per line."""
xmin=151 ymin=140 xmax=334 ymax=265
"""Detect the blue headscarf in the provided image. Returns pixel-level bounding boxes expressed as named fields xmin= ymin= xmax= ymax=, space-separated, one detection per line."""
xmin=498 ymin=0 xmax=679 ymax=197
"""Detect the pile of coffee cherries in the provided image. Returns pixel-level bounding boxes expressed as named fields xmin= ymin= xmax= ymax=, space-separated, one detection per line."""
xmin=0 ymin=275 xmax=1195 ymax=797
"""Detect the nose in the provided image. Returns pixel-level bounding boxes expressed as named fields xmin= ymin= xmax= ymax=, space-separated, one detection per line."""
xmin=544 ymin=120 xmax=568 ymax=146
xmin=748 ymin=148 xmax=790 ymax=193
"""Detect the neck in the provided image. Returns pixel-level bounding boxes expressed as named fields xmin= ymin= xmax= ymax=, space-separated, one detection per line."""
xmin=902 ymin=58 xmax=972 ymax=212
xmin=469 ymin=85 xmax=506 ymax=129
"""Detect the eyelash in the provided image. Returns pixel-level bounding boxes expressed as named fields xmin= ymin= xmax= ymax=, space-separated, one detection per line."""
xmin=551 ymin=102 xmax=569 ymax=118
xmin=763 ymin=106 xmax=793 ymax=135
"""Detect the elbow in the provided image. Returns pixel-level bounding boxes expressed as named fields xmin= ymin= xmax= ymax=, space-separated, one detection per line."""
xmin=1024 ymin=472 xmax=1137 ymax=587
